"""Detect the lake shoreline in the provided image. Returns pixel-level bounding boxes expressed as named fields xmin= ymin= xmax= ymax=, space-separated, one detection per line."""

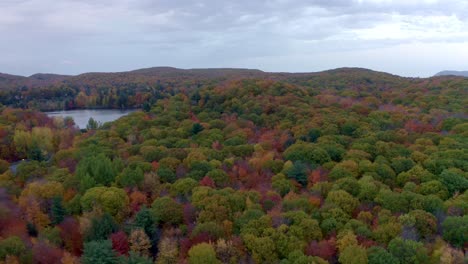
xmin=41 ymin=107 xmax=141 ymax=113
xmin=45 ymin=109 xmax=138 ymax=128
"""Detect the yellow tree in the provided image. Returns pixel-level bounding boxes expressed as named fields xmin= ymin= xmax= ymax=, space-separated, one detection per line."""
xmin=128 ymin=229 xmax=151 ymax=256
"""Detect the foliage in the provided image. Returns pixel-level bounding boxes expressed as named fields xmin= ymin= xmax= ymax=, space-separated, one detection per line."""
xmin=442 ymin=215 xmax=468 ymax=248
xmin=82 ymin=240 xmax=118 ymax=264
xmin=187 ymin=243 xmax=220 ymax=264
xmin=0 ymin=69 xmax=466 ymax=262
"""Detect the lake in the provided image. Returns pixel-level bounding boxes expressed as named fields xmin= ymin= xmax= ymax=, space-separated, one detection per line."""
xmin=45 ymin=109 xmax=136 ymax=128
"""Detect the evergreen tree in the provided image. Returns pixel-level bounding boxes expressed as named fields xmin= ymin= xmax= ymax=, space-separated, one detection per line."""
xmin=50 ymin=196 xmax=66 ymax=225
xmin=191 ymin=123 xmax=204 ymax=135
xmin=82 ymin=240 xmax=118 ymax=264
xmin=85 ymin=213 xmax=118 ymax=242
xmin=286 ymin=161 xmax=308 ymax=186
xmin=87 ymin=117 xmax=99 ymax=130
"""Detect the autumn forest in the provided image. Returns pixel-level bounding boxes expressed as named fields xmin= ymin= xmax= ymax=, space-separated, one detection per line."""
xmin=0 ymin=67 xmax=466 ymax=264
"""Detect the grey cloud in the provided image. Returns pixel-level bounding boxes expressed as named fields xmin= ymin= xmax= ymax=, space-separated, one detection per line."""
xmin=0 ymin=0 xmax=467 ymax=76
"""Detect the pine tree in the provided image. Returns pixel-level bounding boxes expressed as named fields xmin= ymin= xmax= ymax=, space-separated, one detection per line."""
xmin=51 ymin=196 xmax=65 ymax=225
xmin=81 ymin=240 xmax=118 ymax=264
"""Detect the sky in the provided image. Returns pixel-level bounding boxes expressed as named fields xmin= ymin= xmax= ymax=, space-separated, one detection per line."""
xmin=1 ymin=0 xmax=468 ymax=77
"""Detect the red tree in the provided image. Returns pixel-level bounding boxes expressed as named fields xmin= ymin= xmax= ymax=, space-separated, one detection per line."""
xmin=59 ymin=217 xmax=83 ymax=255
xmin=111 ymin=231 xmax=130 ymax=255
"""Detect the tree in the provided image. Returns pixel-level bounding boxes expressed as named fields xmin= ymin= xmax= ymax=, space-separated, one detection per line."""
xmin=38 ymin=226 xmax=62 ymax=247
xmin=111 ymin=231 xmax=129 ymax=255
xmin=387 ymin=238 xmax=429 ymax=264
xmin=50 ymin=196 xmax=65 ymax=225
xmin=171 ymin=178 xmax=198 ymax=197
xmin=214 ymin=239 xmax=240 ymax=264
xmin=307 ymin=128 xmax=321 ymax=142
xmin=191 ymin=123 xmax=204 ymax=135
xmin=367 ymin=247 xmax=399 ymax=264
xmin=407 ymin=210 xmax=437 ymax=239
xmin=272 ymin=173 xmax=293 ymax=196
xmin=134 ymin=206 xmax=156 ymax=237
xmin=82 ymin=240 xmax=118 ymax=264
xmin=155 ymin=237 xmax=178 ymax=264
xmin=32 ymin=241 xmax=63 ymax=264
xmin=151 ymin=197 xmax=183 ymax=225
xmin=87 ymin=117 xmax=99 ymax=130
xmin=306 ymin=238 xmax=336 ymax=262
xmin=120 ymin=251 xmax=153 ymax=264
xmin=286 ymin=161 xmax=309 ymax=186
xmin=61 ymin=252 xmax=80 ymax=264
xmin=81 ymin=187 xmax=129 ymax=219
xmin=439 ymin=169 xmax=468 ymax=196
xmin=59 ymin=217 xmax=83 ymax=255
xmin=283 ymin=142 xmax=331 ymax=166
xmin=142 ymin=102 xmax=152 ymax=112
xmin=85 ymin=213 xmax=118 ymax=242
xmin=117 ymin=167 xmax=144 ymax=188
xmin=243 ymin=234 xmax=278 ymax=263
xmin=76 ymin=154 xmax=117 ymax=188
xmin=206 ymin=169 xmax=229 ymax=187
xmin=0 ymin=236 xmax=26 ymax=260
xmin=325 ymin=190 xmax=359 ymax=215
xmin=188 ymin=243 xmax=220 ymax=264
xmin=128 ymin=229 xmax=151 ymax=256
xmin=339 ymin=245 xmax=368 ymax=264
xmin=442 ymin=215 xmax=468 ymax=248
xmin=337 ymin=230 xmax=358 ymax=253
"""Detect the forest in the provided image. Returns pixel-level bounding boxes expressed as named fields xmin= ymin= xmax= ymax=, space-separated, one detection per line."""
xmin=0 ymin=68 xmax=467 ymax=264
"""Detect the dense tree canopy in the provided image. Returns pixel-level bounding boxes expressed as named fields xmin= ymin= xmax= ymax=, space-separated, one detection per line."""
xmin=0 ymin=68 xmax=466 ymax=263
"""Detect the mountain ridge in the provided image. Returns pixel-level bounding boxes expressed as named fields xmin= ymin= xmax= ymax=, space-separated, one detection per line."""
xmin=434 ymin=70 xmax=468 ymax=77
xmin=1 ymin=67 xmax=399 ymax=80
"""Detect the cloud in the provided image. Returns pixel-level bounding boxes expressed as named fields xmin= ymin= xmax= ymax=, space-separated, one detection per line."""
xmin=0 ymin=0 xmax=467 ymax=76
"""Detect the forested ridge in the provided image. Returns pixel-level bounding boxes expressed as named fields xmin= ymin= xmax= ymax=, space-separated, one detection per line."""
xmin=1 ymin=67 xmax=461 ymax=111
xmin=0 ymin=68 xmax=467 ymax=263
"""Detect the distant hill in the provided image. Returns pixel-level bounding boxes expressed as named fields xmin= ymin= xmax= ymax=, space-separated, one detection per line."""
xmin=435 ymin=70 xmax=468 ymax=77
xmin=0 ymin=67 xmax=400 ymax=91
xmin=0 ymin=66 xmax=466 ymax=111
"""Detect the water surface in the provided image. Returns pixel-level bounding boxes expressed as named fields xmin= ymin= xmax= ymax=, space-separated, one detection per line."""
xmin=46 ymin=109 xmax=136 ymax=128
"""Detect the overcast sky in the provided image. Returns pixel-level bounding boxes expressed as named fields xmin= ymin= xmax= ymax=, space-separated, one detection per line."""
xmin=1 ymin=0 xmax=468 ymax=77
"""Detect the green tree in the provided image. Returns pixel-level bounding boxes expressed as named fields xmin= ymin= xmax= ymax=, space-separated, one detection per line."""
xmin=81 ymin=186 xmax=129 ymax=218
xmin=325 ymin=190 xmax=359 ymax=215
xmin=407 ymin=210 xmax=437 ymax=239
xmin=206 ymin=169 xmax=229 ymax=187
xmin=82 ymin=240 xmax=118 ymax=264
xmin=120 ymin=251 xmax=153 ymax=264
xmin=50 ymin=196 xmax=66 ymax=225
xmin=191 ymin=123 xmax=204 ymax=135
xmin=157 ymin=166 xmax=176 ymax=183
xmin=439 ymin=169 xmax=468 ymax=195
xmin=134 ymin=206 xmax=156 ymax=237
xmin=0 ymin=236 xmax=26 ymax=259
xmin=286 ymin=161 xmax=308 ymax=186
xmin=87 ymin=117 xmax=99 ymax=130
xmin=367 ymin=247 xmax=399 ymax=264
xmin=117 ymin=167 xmax=144 ymax=188
xmin=339 ymin=245 xmax=368 ymax=264
xmin=188 ymin=243 xmax=220 ymax=264
xmin=243 ymin=234 xmax=278 ymax=263
xmin=284 ymin=142 xmax=331 ymax=166
xmin=85 ymin=213 xmax=118 ymax=242
xmin=388 ymin=238 xmax=429 ymax=264
xmin=151 ymin=197 xmax=183 ymax=225
xmin=171 ymin=178 xmax=198 ymax=197
xmin=272 ymin=173 xmax=293 ymax=196
xmin=76 ymin=154 xmax=117 ymax=187
xmin=442 ymin=215 xmax=468 ymax=248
